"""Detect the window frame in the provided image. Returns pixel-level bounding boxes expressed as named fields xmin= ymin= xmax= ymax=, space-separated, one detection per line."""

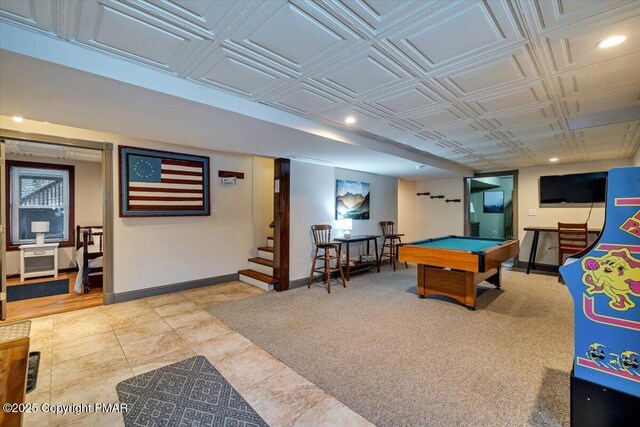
xmin=6 ymin=160 xmax=75 ymax=251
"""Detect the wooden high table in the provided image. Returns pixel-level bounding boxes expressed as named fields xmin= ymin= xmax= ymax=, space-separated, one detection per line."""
xmin=523 ymin=226 xmax=601 ymax=274
xmin=334 ymin=235 xmax=381 ymax=280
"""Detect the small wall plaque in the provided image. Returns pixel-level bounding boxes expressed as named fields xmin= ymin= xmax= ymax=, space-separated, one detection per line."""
xmin=218 ymin=170 xmax=244 ymax=179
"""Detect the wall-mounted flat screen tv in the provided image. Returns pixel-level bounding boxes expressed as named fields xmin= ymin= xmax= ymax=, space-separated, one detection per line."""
xmin=539 ymin=172 xmax=607 ymax=204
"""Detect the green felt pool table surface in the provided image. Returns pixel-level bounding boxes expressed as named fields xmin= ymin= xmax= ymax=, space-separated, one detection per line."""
xmin=407 ymin=236 xmax=509 ymax=253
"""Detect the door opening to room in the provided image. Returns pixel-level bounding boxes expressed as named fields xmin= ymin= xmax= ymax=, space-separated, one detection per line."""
xmin=0 ymin=137 xmax=108 ymax=321
xmin=464 ymin=172 xmax=517 ymax=244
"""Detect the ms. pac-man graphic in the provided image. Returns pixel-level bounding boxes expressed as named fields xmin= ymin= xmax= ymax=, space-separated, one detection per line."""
xmin=581 ymin=248 xmax=640 ymax=311
xmin=560 ymin=167 xmax=640 ymax=398
xmin=620 ymin=209 xmax=640 ymax=238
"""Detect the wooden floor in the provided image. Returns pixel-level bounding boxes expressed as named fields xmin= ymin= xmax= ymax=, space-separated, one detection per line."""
xmin=2 ymin=272 xmax=103 ymax=322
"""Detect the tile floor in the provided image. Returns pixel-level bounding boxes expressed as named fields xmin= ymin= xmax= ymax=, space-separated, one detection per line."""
xmin=23 ymin=281 xmax=373 ymax=426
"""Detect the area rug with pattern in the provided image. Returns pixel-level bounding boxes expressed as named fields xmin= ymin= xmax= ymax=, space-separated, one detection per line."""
xmin=116 ymin=355 xmax=267 ymax=427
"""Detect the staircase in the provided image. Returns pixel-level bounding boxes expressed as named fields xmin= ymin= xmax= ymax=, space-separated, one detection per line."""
xmin=239 ymin=236 xmax=275 ymax=291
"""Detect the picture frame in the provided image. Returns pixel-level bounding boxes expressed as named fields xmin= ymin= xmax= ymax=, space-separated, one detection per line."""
xmin=336 ymin=179 xmax=370 ymax=220
xmin=483 ymin=191 xmax=504 ymax=214
xmin=119 ymin=146 xmax=210 ymax=217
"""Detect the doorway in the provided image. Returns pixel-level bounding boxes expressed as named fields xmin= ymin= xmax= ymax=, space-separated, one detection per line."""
xmin=464 ymin=171 xmax=518 ymax=241
xmin=0 ymin=130 xmax=113 ymax=321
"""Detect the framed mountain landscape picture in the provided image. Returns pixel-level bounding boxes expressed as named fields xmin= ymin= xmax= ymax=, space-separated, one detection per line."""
xmin=119 ymin=146 xmax=210 ymax=217
xmin=336 ymin=180 xmax=370 ymax=220
xmin=483 ymin=190 xmax=504 ymax=214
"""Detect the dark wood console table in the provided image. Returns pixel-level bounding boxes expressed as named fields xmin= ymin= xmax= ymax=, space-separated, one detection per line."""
xmin=334 ymin=235 xmax=381 ymax=280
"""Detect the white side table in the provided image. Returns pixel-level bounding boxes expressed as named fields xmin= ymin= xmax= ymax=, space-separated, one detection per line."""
xmin=19 ymin=243 xmax=59 ymax=282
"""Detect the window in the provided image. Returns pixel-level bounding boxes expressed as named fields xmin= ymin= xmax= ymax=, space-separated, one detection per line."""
xmin=7 ymin=161 xmax=75 ymax=249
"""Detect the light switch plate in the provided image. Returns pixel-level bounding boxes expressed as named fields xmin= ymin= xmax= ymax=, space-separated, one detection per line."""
xmin=528 ymin=209 xmax=537 ymax=216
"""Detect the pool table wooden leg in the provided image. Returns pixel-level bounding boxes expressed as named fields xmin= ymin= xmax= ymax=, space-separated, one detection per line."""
xmin=417 ymin=264 xmax=426 ymax=297
xmin=464 ymin=272 xmax=477 ymax=309
xmin=486 ymin=265 xmax=502 ymax=289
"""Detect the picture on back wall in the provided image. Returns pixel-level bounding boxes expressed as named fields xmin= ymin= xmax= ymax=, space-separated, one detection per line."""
xmin=336 ymin=180 xmax=370 ymax=220
xmin=483 ymin=191 xmax=504 ymax=214
xmin=119 ymin=146 xmax=210 ymax=217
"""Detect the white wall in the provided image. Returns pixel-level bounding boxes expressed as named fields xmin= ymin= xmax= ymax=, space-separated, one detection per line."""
xmin=252 ymin=156 xmax=274 ymax=250
xmin=5 ymin=154 xmax=102 ymax=275
xmin=289 ymin=161 xmax=398 ymax=281
xmin=414 ymin=177 xmax=464 ymax=237
xmin=336 ymin=167 xmax=398 ymax=237
xmin=289 ymin=162 xmax=335 ymax=282
xmin=518 ymin=158 xmax=632 ymax=265
xmin=1 ymin=117 xmax=256 ymax=294
xmin=116 ymin=149 xmax=254 ymax=292
xmin=397 ymin=178 xmax=418 ymax=242
xmin=5 ymin=116 xmax=635 ymax=291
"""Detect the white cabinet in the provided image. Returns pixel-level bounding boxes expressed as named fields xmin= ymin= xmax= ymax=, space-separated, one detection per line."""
xmin=19 ymin=243 xmax=59 ymax=282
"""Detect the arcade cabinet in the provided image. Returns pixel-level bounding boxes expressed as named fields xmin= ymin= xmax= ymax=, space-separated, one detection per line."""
xmin=560 ymin=166 xmax=640 ymax=426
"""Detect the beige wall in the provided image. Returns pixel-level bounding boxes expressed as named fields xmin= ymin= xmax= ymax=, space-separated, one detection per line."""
xmin=412 ymin=159 xmax=635 ymax=267
xmin=634 ymin=147 xmax=640 ymax=166
xmin=5 ymin=154 xmax=102 ymax=274
xmin=252 ymin=156 xmax=274 ymax=250
xmin=397 ymin=178 xmax=418 ymax=242
xmin=517 ymin=158 xmax=632 ymax=265
xmin=414 ymin=177 xmax=465 ymax=238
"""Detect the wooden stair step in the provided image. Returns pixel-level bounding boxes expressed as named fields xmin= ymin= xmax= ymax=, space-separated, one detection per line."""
xmin=258 ymin=246 xmax=274 ymax=253
xmin=249 ymin=257 xmax=273 ymax=267
xmin=239 ymin=269 xmax=274 ymax=284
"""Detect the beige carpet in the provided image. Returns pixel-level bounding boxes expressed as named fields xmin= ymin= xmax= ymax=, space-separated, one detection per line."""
xmin=209 ymin=268 xmax=572 ymax=427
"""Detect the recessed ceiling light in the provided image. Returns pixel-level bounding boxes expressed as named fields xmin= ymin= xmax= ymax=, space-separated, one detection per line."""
xmin=345 ymin=116 xmax=356 ymax=125
xmin=43 ymin=121 xmax=50 ymax=124
xmin=12 ymin=116 xmax=24 ymax=123
xmin=597 ymin=35 xmax=626 ymax=49
xmin=550 ymin=158 xmax=559 ymax=162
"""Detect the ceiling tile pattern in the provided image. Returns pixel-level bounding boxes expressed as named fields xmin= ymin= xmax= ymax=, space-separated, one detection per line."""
xmin=1 ymin=0 xmax=639 ymax=171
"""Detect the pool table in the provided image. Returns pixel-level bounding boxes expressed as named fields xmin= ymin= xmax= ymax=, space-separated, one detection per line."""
xmin=398 ymin=236 xmax=519 ymax=310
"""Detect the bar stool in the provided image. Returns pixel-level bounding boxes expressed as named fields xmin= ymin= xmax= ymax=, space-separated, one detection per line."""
xmin=307 ymin=224 xmax=346 ymax=293
xmin=379 ymin=221 xmax=408 ymax=271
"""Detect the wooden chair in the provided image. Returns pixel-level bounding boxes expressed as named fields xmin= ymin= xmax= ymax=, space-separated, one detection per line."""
xmin=307 ymin=225 xmax=346 ymax=293
xmin=558 ymin=223 xmax=589 ymax=281
xmin=379 ymin=221 xmax=408 ymax=271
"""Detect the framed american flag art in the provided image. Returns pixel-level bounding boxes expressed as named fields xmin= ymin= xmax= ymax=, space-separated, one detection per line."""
xmin=119 ymin=146 xmax=210 ymax=217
